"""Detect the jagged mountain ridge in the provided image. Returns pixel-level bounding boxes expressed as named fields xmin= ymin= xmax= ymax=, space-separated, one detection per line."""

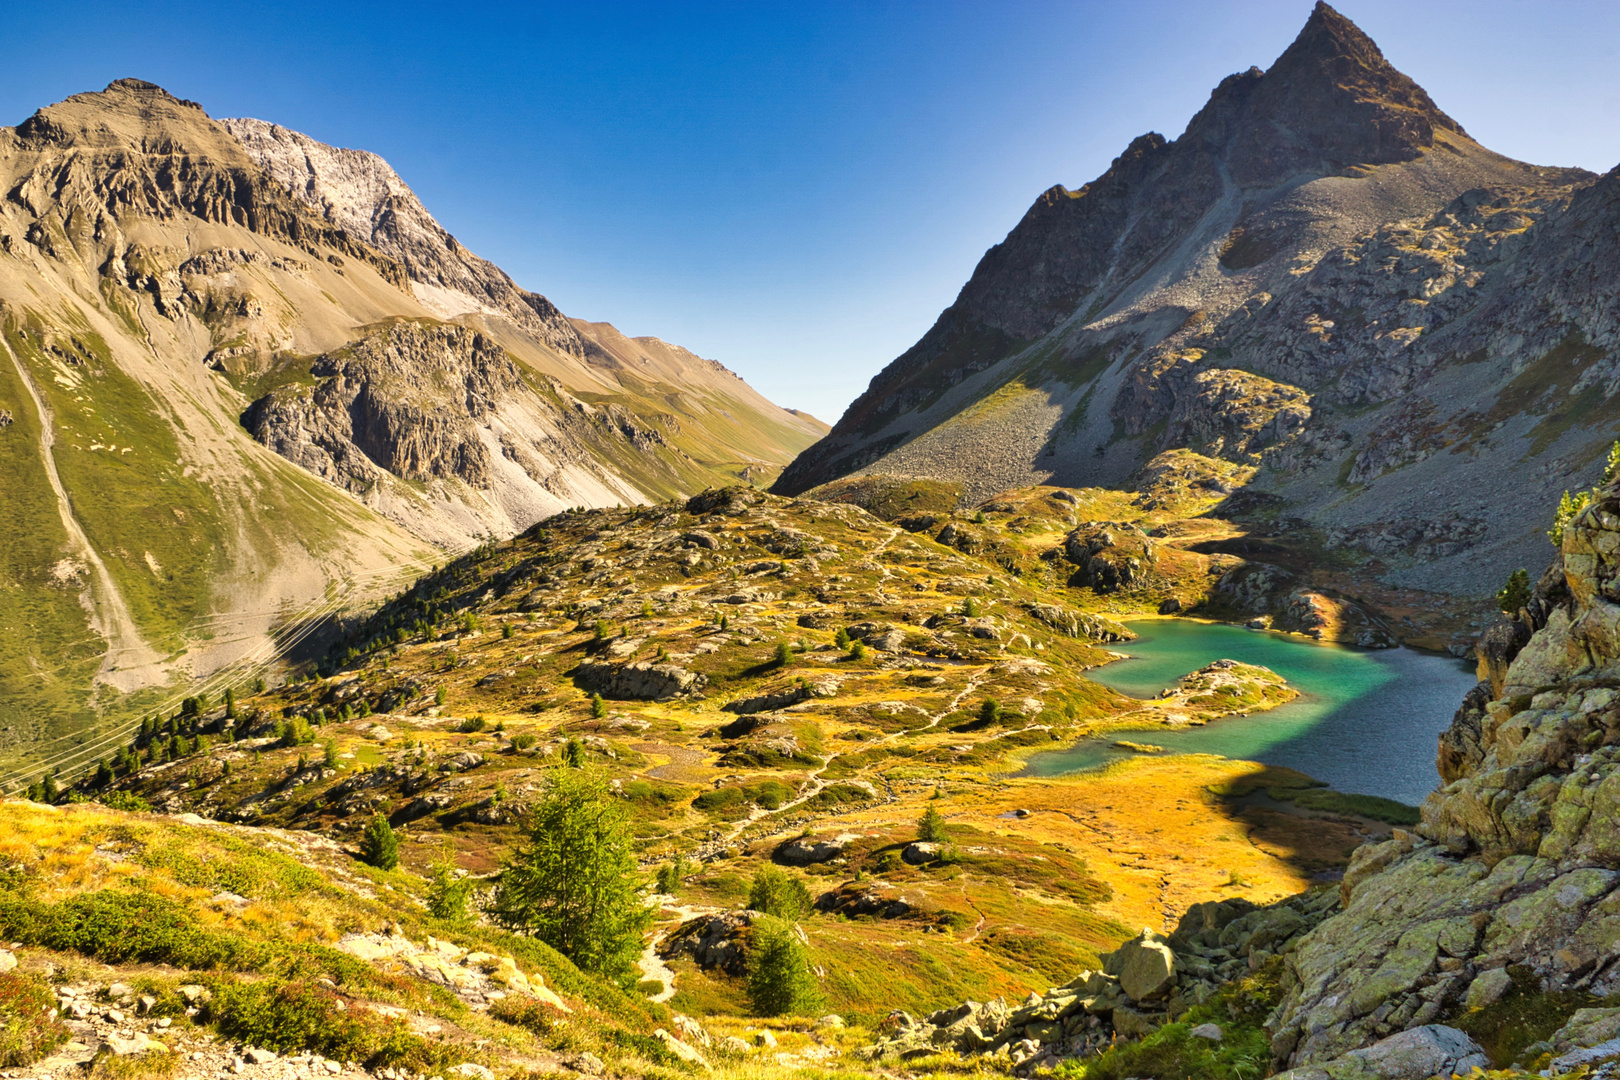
xmin=0 ymin=78 xmax=821 ymax=776
xmin=775 ymin=2 xmax=1607 ymax=602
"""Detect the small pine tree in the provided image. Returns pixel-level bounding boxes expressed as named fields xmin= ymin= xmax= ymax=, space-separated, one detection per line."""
xmin=1497 ymin=569 xmax=1532 ymax=616
xmin=435 ymin=686 xmax=447 ymax=706
xmin=224 ymin=688 xmax=236 ymax=720
xmin=978 ymin=698 xmax=1002 ymax=726
xmin=591 ymin=693 xmax=608 ymax=719
xmin=360 ymin=813 xmax=400 ymax=871
xmin=324 ymin=740 xmax=340 ymax=769
xmin=774 ymin=642 xmax=793 ymax=667
xmin=1605 ymin=440 xmax=1620 ymax=486
xmin=747 ymin=915 xmax=823 ymax=1017
xmin=427 ymin=850 xmax=475 ymax=924
xmin=834 ymin=626 xmax=851 ymax=649
xmin=593 ymin=619 xmax=609 ymax=643
xmin=42 ymin=772 xmax=59 ymax=804
xmin=564 ymin=738 xmax=587 ymax=768
xmin=655 ymin=857 xmax=687 ymax=896
xmin=95 ymin=759 xmax=114 ymax=787
xmin=720 ymin=614 xmax=729 ymax=631
xmin=918 ymin=805 xmax=947 ymax=843
xmin=962 ymin=597 xmax=978 ymax=617
xmin=849 ymin=641 xmax=867 ymax=661
xmin=748 ymin=866 xmax=812 ymax=919
xmin=503 ymin=623 xmax=515 ymax=640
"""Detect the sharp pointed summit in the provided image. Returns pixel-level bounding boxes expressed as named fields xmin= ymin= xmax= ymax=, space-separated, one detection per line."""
xmin=775 ymin=2 xmax=1607 ymax=628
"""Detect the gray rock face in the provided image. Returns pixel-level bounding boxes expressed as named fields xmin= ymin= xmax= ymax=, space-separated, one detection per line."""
xmin=868 ymin=888 xmax=1337 ymax=1067
xmin=1026 ymin=604 xmax=1134 ymax=642
xmin=243 ymin=320 xmax=651 ymax=544
xmin=574 ymin=660 xmax=706 ymax=701
xmin=1266 ymin=482 xmax=1620 ymax=1068
xmin=224 ymin=118 xmax=584 ymax=356
xmin=659 ymin=912 xmax=753 ymax=974
xmin=1063 ymin=523 xmax=1155 ymax=593
xmin=1274 ymin=1025 xmax=1488 ymax=1080
xmin=774 ymin=5 xmax=1619 ymax=596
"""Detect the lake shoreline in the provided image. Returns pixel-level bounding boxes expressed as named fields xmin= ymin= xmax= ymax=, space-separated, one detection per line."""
xmin=1021 ymin=618 xmax=1477 ymax=805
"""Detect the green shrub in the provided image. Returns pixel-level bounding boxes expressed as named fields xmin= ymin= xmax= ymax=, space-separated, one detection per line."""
xmin=206 ymin=980 xmax=430 ymax=1067
xmin=97 ymin=790 xmax=152 ymax=813
xmin=1549 ymin=488 xmax=1593 ymax=546
xmin=0 ymin=971 xmax=69 ymax=1066
xmin=591 ymin=694 xmax=608 ymax=719
xmin=489 ymin=993 xmax=569 ymax=1039
xmin=655 ymin=858 xmax=689 ymax=896
xmin=458 ymin=716 xmax=487 ymax=733
xmin=360 ymin=814 xmax=400 ymax=871
xmin=746 ymin=915 xmax=822 ymax=1017
xmin=774 ymin=642 xmax=792 ymax=667
xmin=511 ymin=734 xmax=538 ymax=751
xmin=747 ymin=866 xmax=812 ymax=920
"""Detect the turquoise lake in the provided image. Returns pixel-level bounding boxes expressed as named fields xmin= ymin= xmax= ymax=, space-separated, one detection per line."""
xmin=1021 ymin=619 xmax=1480 ymax=807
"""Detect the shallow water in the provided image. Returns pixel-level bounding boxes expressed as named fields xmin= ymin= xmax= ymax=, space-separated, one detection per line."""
xmin=1022 ymin=620 xmax=1479 ymax=806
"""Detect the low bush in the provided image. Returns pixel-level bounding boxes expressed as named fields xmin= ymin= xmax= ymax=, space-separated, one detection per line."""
xmin=0 ymin=971 xmax=69 ymax=1066
xmin=748 ymin=867 xmax=811 ymax=920
xmin=205 ymin=980 xmax=432 ymax=1067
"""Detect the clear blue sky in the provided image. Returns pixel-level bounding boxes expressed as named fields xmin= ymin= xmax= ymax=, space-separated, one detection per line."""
xmin=6 ymin=1 xmax=1619 ymax=424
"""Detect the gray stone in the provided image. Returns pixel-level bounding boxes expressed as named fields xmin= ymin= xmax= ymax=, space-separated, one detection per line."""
xmin=1110 ymin=930 xmax=1177 ymax=1001
xmin=1190 ymin=1023 xmax=1224 ymax=1042
xmin=0 ymin=949 xmax=14 ymax=973
xmin=902 ymin=842 xmax=940 ymax=865
xmin=244 ymin=1047 xmax=279 ymax=1065
xmin=777 ymin=836 xmax=849 ymax=865
xmin=755 ymin=1029 xmax=777 ymax=1048
xmin=1463 ymin=967 xmax=1513 ymax=1010
xmin=653 ymin=1030 xmax=710 ymax=1069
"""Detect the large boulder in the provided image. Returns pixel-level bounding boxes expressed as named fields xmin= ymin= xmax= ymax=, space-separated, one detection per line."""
xmin=777 ymin=835 xmax=850 ymax=865
xmin=1105 ymin=929 xmax=1177 ymax=1001
xmin=1273 ymin=1025 xmax=1487 ymax=1080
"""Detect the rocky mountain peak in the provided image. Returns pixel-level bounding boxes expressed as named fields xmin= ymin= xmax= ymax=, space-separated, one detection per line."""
xmin=224 ymin=117 xmax=586 ymax=356
xmin=14 ymin=77 xmax=225 ymax=156
xmin=1185 ymin=1 xmax=1464 ymax=183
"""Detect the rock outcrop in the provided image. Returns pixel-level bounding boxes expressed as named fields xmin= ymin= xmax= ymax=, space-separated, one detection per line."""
xmin=869 ymin=890 xmax=1338 ymax=1070
xmin=242 ymin=320 xmax=648 ymax=542
xmin=1264 ymin=478 xmax=1620 ymax=1068
xmin=574 ymin=659 xmax=706 ymax=701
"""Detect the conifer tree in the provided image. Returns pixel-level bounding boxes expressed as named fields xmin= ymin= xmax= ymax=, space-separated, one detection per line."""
xmin=360 ymin=813 xmax=400 ymax=871
xmin=489 ymin=767 xmax=651 ymax=981
xmin=747 ymin=915 xmax=822 ymax=1017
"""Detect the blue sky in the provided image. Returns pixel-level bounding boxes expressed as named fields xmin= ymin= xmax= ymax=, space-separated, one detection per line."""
xmin=7 ymin=1 xmax=1619 ymax=423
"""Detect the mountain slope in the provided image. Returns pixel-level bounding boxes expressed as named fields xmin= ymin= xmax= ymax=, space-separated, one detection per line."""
xmin=0 ymin=79 xmax=818 ymax=781
xmin=775 ymin=2 xmax=1604 ymax=604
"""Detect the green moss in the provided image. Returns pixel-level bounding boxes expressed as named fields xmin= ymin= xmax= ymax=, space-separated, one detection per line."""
xmin=1452 ymin=966 xmax=1602 ymax=1068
